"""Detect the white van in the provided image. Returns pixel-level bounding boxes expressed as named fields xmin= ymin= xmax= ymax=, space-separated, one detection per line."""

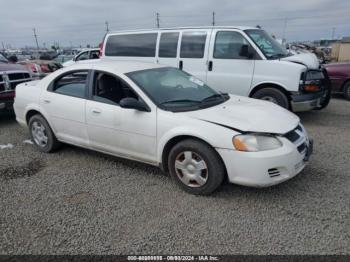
xmin=100 ymin=26 xmax=331 ymax=112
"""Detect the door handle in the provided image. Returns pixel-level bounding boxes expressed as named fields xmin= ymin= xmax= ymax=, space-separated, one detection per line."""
xmin=208 ymin=61 xmax=213 ymax=71
xmin=179 ymin=60 xmax=183 ymax=70
xmin=92 ymin=109 xmax=101 ymax=114
xmin=43 ymin=99 xmax=51 ymax=104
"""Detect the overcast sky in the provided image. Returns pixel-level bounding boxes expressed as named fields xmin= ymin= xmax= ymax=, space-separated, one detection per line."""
xmin=1 ymin=0 xmax=350 ymax=48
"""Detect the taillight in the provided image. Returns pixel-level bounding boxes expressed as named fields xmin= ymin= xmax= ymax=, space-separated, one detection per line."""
xmin=99 ymin=42 xmax=103 ymax=57
xmin=27 ymin=64 xmax=37 ymax=73
xmin=99 ymin=34 xmax=106 ymax=57
xmin=40 ymin=64 xmax=50 ymax=73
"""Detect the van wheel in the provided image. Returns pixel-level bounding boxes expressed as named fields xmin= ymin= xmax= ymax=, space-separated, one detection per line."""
xmin=344 ymin=82 xmax=350 ymax=101
xmin=29 ymin=114 xmax=61 ymax=153
xmin=252 ymin=88 xmax=289 ymax=109
xmin=168 ymin=139 xmax=225 ymax=195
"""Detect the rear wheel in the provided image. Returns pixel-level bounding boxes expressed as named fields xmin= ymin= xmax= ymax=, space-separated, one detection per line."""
xmin=168 ymin=139 xmax=225 ymax=195
xmin=252 ymin=88 xmax=290 ymax=109
xmin=29 ymin=114 xmax=61 ymax=153
xmin=343 ymin=82 xmax=350 ymax=101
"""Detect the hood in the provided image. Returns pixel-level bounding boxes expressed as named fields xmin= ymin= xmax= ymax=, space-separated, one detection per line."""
xmin=186 ymin=95 xmax=299 ymax=134
xmin=281 ymin=53 xmax=319 ymax=69
xmin=0 ymin=63 xmax=28 ymax=72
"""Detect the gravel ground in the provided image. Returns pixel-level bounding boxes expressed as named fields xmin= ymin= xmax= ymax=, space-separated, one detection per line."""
xmin=0 ymin=97 xmax=349 ymax=255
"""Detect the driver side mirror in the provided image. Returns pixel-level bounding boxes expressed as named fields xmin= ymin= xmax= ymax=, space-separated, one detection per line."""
xmin=239 ymin=45 xmax=254 ymax=59
xmin=120 ymin=97 xmax=150 ymax=112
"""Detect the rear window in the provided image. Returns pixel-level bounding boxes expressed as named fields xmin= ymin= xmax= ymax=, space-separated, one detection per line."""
xmin=105 ymin=33 xmax=158 ymax=57
xmin=180 ymin=31 xmax=207 ymax=58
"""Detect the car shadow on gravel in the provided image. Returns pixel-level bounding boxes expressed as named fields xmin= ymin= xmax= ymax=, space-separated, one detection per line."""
xmin=60 ymin=144 xmax=165 ymax=176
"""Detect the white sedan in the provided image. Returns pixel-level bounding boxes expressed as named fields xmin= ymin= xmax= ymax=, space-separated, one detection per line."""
xmin=14 ymin=61 xmax=313 ymax=195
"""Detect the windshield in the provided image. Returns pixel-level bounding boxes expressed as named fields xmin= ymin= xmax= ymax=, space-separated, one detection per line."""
xmin=127 ymin=67 xmax=228 ymax=111
xmin=245 ymin=29 xmax=289 ymax=59
xmin=0 ymin=53 xmax=8 ymax=63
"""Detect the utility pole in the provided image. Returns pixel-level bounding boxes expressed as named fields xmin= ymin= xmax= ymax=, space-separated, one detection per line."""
xmin=282 ymin=17 xmax=288 ymax=42
xmin=156 ymin=12 xmax=160 ymax=28
xmin=212 ymin=12 xmax=215 ymax=26
xmin=105 ymin=21 xmax=109 ymax=33
xmin=32 ymin=28 xmax=39 ymax=50
xmin=332 ymin=27 xmax=336 ymax=40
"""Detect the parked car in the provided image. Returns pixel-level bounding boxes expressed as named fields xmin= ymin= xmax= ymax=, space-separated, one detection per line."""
xmin=100 ymin=26 xmax=331 ymax=112
xmin=324 ymin=62 xmax=350 ymax=100
xmin=62 ymin=48 xmax=100 ymax=67
xmin=18 ymin=60 xmax=62 ymax=79
xmin=53 ymin=55 xmax=75 ymax=64
xmin=14 ymin=61 xmax=313 ymax=195
xmin=0 ymin=53 xmax=32 ymax=112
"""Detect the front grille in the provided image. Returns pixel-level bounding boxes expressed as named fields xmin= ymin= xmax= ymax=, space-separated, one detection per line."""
xmin=284 ymin=124 xmax=308 ymax=155
xmin=297 ymin=143 xmax=307 ymax=154
xmin=268 ymin=168 xmax=281 ymax=177
xmin=0 ymin=71 xmax=32 ymax=92
xmin=285 ymin=129 xmax=300 ymax=143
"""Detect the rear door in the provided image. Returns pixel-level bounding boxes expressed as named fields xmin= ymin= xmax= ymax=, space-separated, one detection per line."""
xmin=41 ymin=70 xmax=90 ymax=146
xmin=206 ymin=29 xmax=255 ymax=96
xmin=178 ymin=29 xmax=212 ymax=82
xmin=157 ymin=31 xmax=180 ymax=67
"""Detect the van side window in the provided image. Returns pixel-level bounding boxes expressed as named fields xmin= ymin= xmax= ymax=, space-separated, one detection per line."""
xmin=159 ymin=32 xmax=179 ymax=58
xmin=92 ymin=72 xmax=138 ymax=105
xmin=105 ymin=33 xmax=158 ymax=57
xmin=180 ymin=32 xmax=207 ymax=58
xmin=52 ymin=71 xmax=88 ymax=98
xmin=214 ymin=31 xmax=251 ymax=59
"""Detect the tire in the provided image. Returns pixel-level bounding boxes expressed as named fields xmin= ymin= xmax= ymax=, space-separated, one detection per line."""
xmin=28 ymin=114 xmax=61 ymax=153
xmin=252 ymin=88 xmax=290 ymax=109
xmin=167 ymin=139 xmax=225 ymax=195
xmin=343 ymin=82 xmax=350 ymax=101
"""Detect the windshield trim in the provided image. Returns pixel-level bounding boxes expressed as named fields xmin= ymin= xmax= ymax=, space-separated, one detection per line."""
xmin=126 ymin=67 xmax=229 ymax=112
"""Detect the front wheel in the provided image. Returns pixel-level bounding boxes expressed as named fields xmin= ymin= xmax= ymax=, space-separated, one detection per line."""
xmin=168 ymin=139 xmax=225 ymax=195
xmin=252 ymin=88 xmax=290 ymax=109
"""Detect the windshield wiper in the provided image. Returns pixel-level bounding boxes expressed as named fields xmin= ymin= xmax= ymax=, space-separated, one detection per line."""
xmin=160 ymin=99 xmax=201 ymax=106
xmin=201 ymin=93 xmax=227 ymax=103
xmin=267 ymin=53 xmax=288 ymax=59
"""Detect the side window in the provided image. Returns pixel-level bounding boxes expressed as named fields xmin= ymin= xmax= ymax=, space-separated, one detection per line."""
xmin=53 ymin=71 xmax=88 ymax=98
xmin=105 ymin=33 xmax=158 ymax=57
xmin=93 ymin=72 xmax=138 ymax=105
xmin=76 ymin=51 xmax=89 ymax=61
xmin=180 ymin=31 xmax=207 ymax=58
xmin=159 ymin=32 xmax=179 ymax=58
xmin=90 ymin=50 xmax=100 ymax=59
xmin=214 ymin=31 xmax=251 ymax=59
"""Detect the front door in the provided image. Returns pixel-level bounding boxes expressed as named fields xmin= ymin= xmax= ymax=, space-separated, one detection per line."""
xmin=85 ymin=71 xmax=157 ymax=163
xmin=206 ymin=30 xmax=255 ymax=96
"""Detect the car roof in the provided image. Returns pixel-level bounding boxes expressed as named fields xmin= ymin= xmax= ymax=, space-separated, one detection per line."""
xmin=68 ymin=60 xmax=167 ymax=74
xmin=107 ymin=25 xmax=258 ymax=34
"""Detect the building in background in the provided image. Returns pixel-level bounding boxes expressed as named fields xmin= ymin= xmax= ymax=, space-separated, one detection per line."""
xmin=332 ymin=37 xmax=350 ymax=62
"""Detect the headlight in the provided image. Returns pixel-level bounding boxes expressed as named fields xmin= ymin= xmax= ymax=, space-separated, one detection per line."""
xmin=232 ymin=134 xmax=282 ymax=152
